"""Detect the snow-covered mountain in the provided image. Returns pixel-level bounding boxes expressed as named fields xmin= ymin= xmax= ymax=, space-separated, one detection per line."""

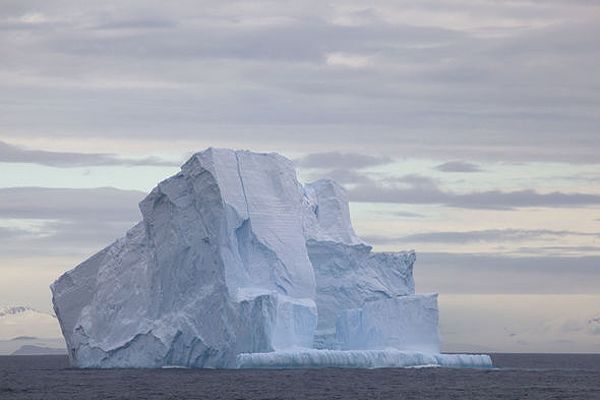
xmin=0 ymin=305 xmax=62 ymax=339
xmin=0 ymin=305 xmax=65 ymax=355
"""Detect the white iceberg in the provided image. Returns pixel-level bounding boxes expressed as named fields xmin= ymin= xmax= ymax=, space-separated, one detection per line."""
xmin=51 ymin=148 xmax=491 ymax=369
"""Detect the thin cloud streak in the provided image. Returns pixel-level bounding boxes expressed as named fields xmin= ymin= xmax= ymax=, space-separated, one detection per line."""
xmin=0 ymin=141 xmax=178 ymax=168
xmin=347 ymin=180 xmax=600 ymax=209
xmin=305 ymin=166 xmax=600 ymax=209
xmin=435 ymin=161 xmax=482 ymax=173
xmin=0 ymin=187 xmax=145 ymax=220
xmin=295 ymin=152 xmax=393 ymax=169
xmin=365 ymin=229 xmax=600 ymax=244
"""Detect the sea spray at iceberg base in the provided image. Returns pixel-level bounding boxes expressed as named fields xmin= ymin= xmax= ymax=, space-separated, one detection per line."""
xmin=51 ymin=148 xmax=492 ymax=369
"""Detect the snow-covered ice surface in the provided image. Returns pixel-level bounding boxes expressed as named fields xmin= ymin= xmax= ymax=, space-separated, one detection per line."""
xmin=51 ymin=148 xmax=491 ymax=369
xmin=237 ymin=349 xmax=493 ymax=369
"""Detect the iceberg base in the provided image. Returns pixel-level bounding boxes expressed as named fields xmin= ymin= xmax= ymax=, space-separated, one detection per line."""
xmin=236 ymin=349 xmax=492 ymax=369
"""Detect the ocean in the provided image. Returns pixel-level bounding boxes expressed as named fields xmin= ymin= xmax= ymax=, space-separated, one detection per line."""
xmin=1 ymin=353 xmax=599 ymax=399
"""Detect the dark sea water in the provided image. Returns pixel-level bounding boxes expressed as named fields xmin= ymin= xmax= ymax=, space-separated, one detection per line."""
xmin=1 ymin=354 xmax=599 ymax=399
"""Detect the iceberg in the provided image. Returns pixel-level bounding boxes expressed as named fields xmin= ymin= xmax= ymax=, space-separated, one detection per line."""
xmin=51 ymin=148 xmax=491 ymax=369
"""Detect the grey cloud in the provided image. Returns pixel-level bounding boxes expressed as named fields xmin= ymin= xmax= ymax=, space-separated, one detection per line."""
xmin=0 ymin=141 xmax=178 ymax=168
xmin=304 ymin=169 xmax=600 ymax=209
xmin=46 ymin=15 xmax=462 ymax=63
xmin=0 ymin=187 xmax=146 ymax=258
xmin=389 ymin=211 xmax=425 ymax=218
xmin=390 ymin=174 xmax=437 ymax=187
xmin=91 ymin=18 xmax=177 ymax=31
xmin=515 ymin=246 xmax=600 ymax=255
xmin=296 ymin=152 xmax=393 ymax=169
xmin=347 ymin=178 xmax=600 ymax=209
xmin=366 ymin=229 xmax=600 ymax=244
xmin=0 ymin=226 xmax=32 ymax=240
xmin=357 ymin=209 xmax=425 ymax=219
xmin=0 ymin=1 xmax=598 ymax=163
xmin=0 ymin=187 xmax=145 ymax=221
xmin=445 ymin=190 xmax=600 ymax=209
xmin=435 ymin=161 xmax=482 ymax=173
xmin=298 ymin=152 xmax=397 ymax=185
xmin=414 ymin=252 xmax=600 ymax=295
xmin=0 ymin=219 xmax=136 ymax=258
xmin=0 ymin=20 xmax=65 ymax=31
xmin=305 ymin=169 xmax=373 ymax=185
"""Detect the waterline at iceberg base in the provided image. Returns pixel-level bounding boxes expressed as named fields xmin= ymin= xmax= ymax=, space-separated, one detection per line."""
xmin=51 ymin=148 xmax=491 ymax=369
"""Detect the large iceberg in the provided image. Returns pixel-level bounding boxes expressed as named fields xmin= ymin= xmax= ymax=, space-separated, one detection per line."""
xmin=51 ymin=148 xmax=491 ymax=369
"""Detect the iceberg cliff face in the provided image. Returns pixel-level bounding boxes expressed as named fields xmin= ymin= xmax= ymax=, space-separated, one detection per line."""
xmin=51 ymin=148 xmax=491 ymax=369
xmin=336 ymin=294 xmax=439 ymax=353
xmin=302 ymin=179 xmax=417 ymax=348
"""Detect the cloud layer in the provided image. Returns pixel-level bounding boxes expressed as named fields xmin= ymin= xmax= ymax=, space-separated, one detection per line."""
xmin=340 ymin=172 xmax=600 ymax=209
xmin=435 ymin=161 xmax=482 ymax=173
xmin=0 ymin=187 xmax=144 ymax=257
xmin=1 ymin=1 xmax=599 ymax=162
xmin=365 ymin=229 xmax=600 ymax=245
xmin=0 ymin=141 xmax=177 ymax=167
xmin=295 ymin=152 xmax=392 ymax=169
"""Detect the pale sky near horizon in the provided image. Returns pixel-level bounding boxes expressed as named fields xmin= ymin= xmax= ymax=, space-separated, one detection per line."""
xmin=0 ymin=0 xmax=599 ymax=352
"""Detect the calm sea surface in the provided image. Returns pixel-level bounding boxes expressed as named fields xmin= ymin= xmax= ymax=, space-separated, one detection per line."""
xmin=1 ymin=354 xmax=599 ymax=399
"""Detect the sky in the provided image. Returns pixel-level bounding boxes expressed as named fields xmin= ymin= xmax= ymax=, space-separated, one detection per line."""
xmin=0 ymin=0 xmax=599 ymax=352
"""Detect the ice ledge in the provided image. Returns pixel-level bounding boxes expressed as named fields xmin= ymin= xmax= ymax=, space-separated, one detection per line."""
xmin=236 ymin=349 xmax=492 ymax=369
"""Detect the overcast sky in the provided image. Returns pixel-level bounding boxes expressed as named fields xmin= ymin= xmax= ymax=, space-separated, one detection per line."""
xmin=0 ymin=0 xmax=599 ymax=352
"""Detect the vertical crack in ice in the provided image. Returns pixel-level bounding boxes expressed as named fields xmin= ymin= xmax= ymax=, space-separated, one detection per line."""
xmin=234 ymin=151 xmax=250 ymax=218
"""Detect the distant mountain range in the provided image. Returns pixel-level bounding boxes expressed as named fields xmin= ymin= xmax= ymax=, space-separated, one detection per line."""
xmin=0 ymin=305 xmax=65 ymax=355
xmin=11 ymin=344 xmax=67 ymax=356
